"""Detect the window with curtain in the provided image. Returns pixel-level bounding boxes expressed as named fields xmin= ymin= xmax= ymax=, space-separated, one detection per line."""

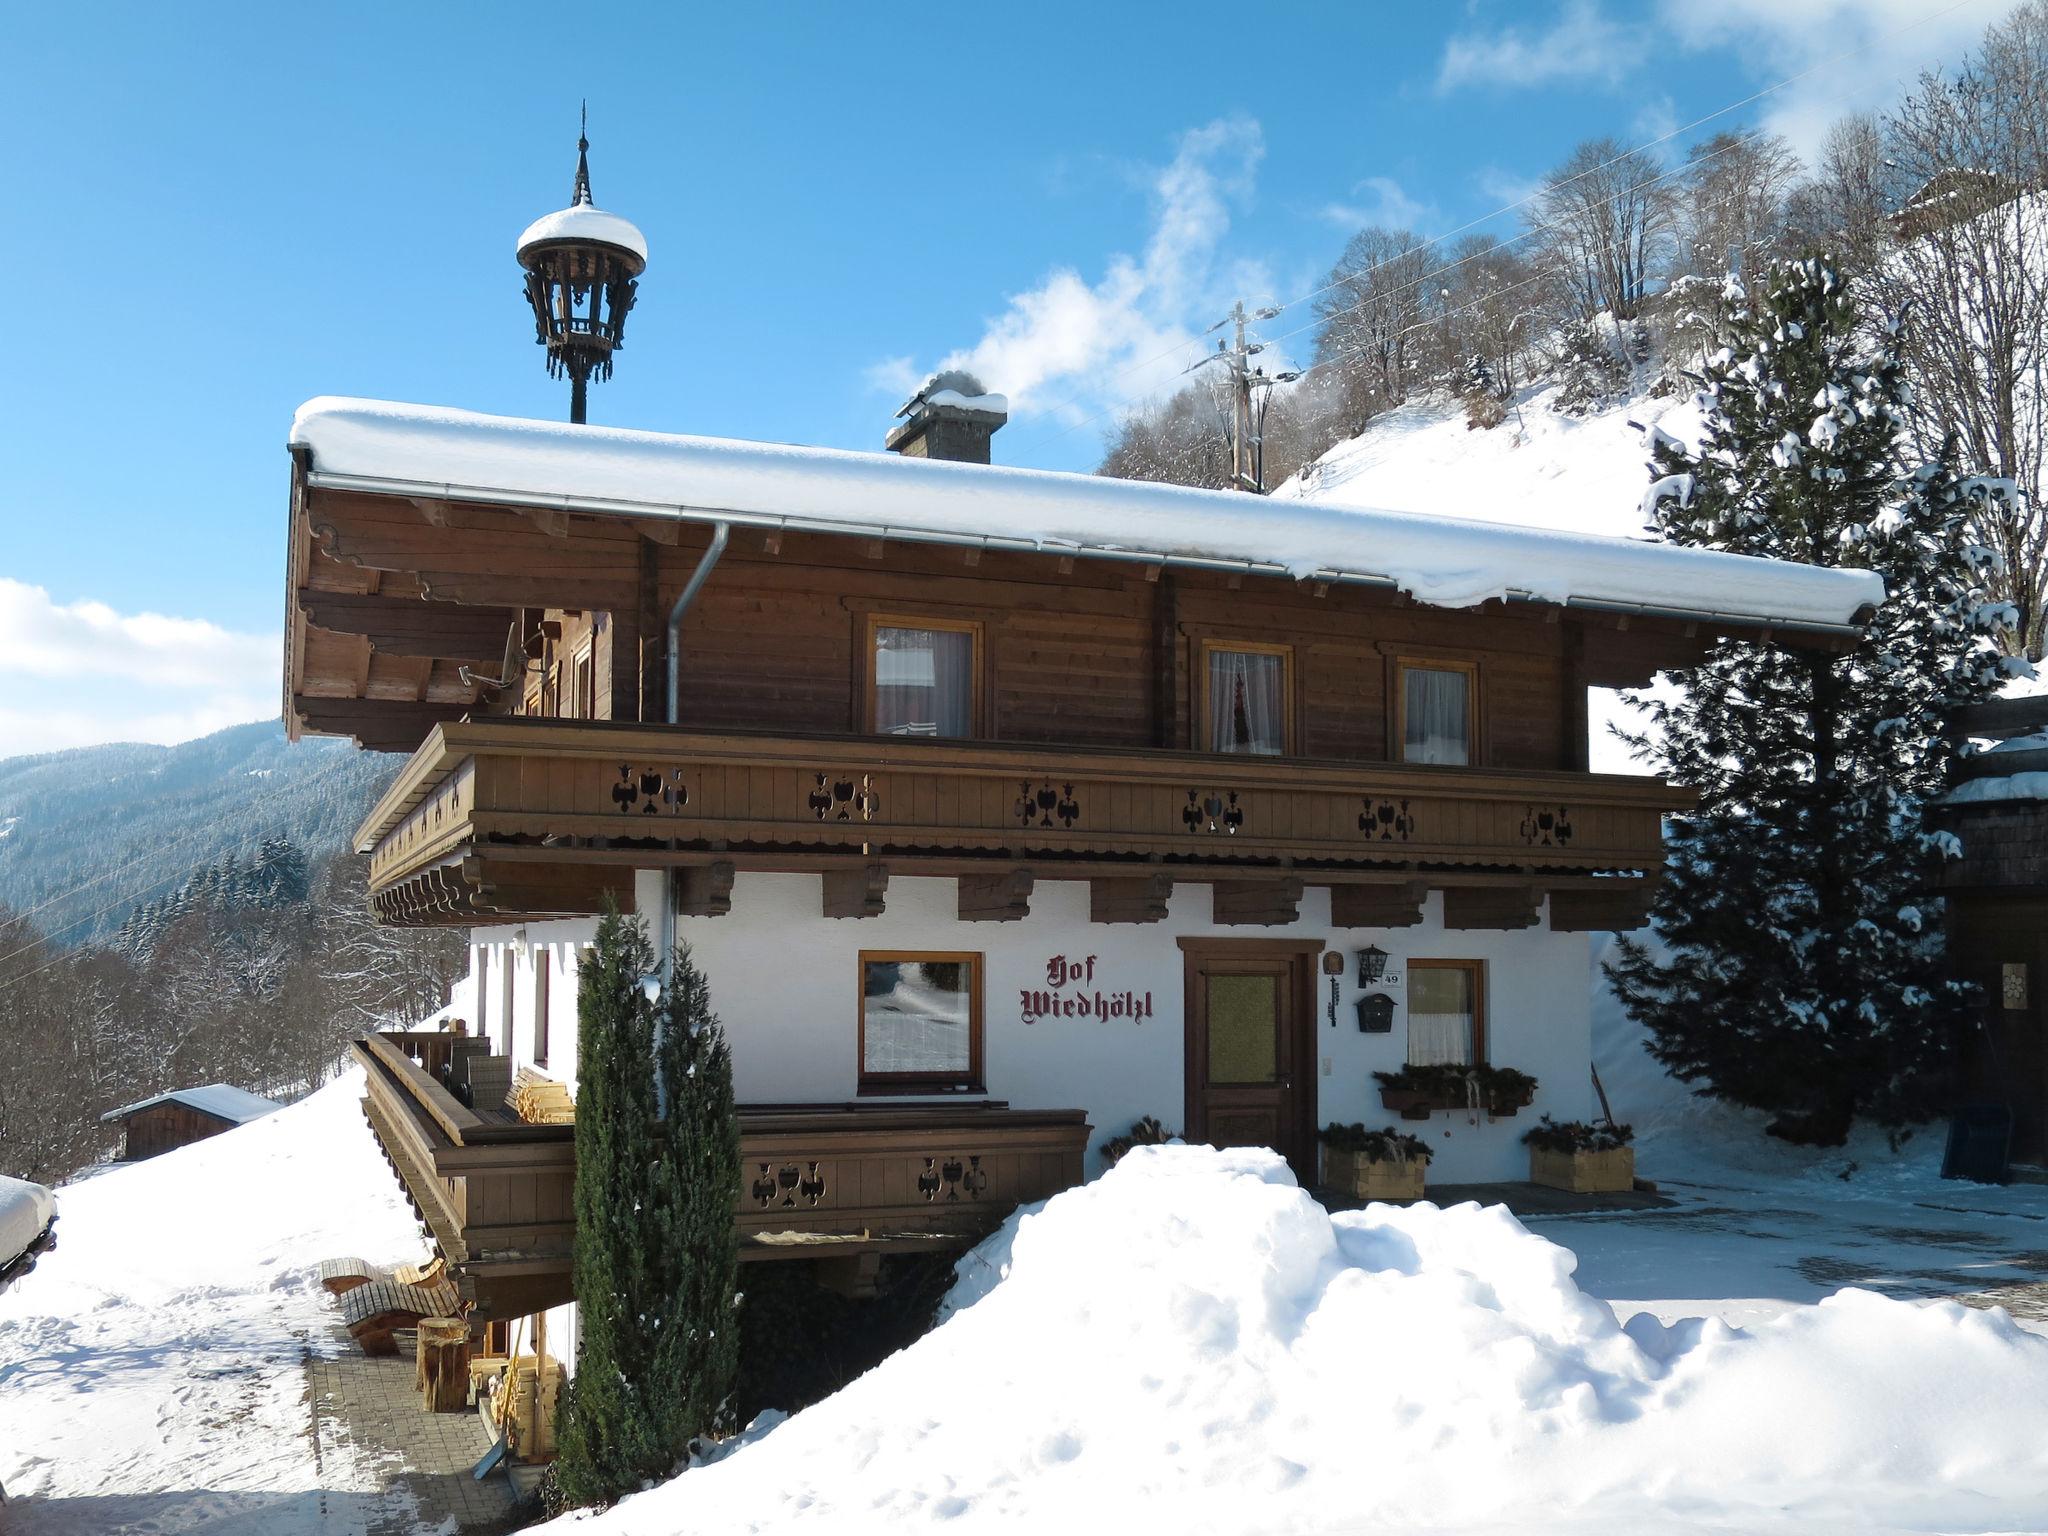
xmin=1407 ymin=962 xmax=1482 ymax=1066
xmin=873 ymin=624 xmax=975 ymax=737
xmin=859 ymin=953 xmax=982 ymax=1092
xmin=1207 ymin=646 xmax=1287 ymax=755
xmin=1402 ymin=664 xmax=1472 ymax=765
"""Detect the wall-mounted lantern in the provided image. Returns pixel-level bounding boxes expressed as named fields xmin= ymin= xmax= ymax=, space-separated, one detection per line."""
xmin=1356 ymin=945 xmax=1389 ymax=987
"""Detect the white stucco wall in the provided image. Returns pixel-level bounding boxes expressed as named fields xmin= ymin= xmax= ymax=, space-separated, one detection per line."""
xmin=645 ymin=873 xmax=1594 ymax=1186
xmin=465 ymin=917 xmax=600 ymax=1098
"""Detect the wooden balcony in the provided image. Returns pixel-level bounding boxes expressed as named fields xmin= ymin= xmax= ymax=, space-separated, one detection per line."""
xmin=355 ymin=718 xmax=1688 ymax=927
xmin=353 ymin=1032 xmax=1090 ymax=1319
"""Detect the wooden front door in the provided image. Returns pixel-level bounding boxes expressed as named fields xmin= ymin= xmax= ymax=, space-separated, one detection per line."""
xmin=1179 ymin=939 xmax=1319 ymax=1182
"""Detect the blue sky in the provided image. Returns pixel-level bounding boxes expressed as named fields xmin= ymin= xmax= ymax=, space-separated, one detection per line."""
xmin=0 ymin=0 xmax=2019 ymax=752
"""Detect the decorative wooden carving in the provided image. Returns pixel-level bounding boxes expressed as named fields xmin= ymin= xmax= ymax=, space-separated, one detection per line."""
xmin=1090 ymin=874 xmax=1174 ymax=924
xmin=1442 ymin=884 xmax=1543 ymax=930
xmin=674 ymin=860 xmax=735 ymax=918
xmin=1547 ymin=884 xmax=1655 ymax=932
xmin=822 ymin=863 xmax=888 ymax=919
xmin=959 ymin=868 xmax=1034 ymax=922
xmin=1520 ymin=806 xmax=1574 ymax=847
xmin=612 ymin=764 xmax=690 ymax=815
xmin=808 ymin=771 xmax=877 ymax=823
xmin=1014 ymin=780 xmax=1082 ymax=829
xmin=1329 ymin=881 xmax=1430 ymax=928
xmin=1359 ymin=798 xmax=1415 ymax=841
xmin=1182 ymin=789 xmax=1245 ymax=835
xmin=1212 ymin=876 xmax=1305 ymax=926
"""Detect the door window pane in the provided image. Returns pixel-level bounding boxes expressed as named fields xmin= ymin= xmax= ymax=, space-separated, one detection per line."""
xmin=1408 ymin=965 xmax=1476 ymax=1065
xmin=862 ymin=956 xmax=978 ymax=1084
xmin=1403 ymin=666 xmax=1471 ymax=765
xmin=874 ymin=625 xmax=974 ymax=737
xmin=1207 ymin=974 xmax=1280 ymax=1083
xmin=1209 ymin=649 xmax=1286 ymax=755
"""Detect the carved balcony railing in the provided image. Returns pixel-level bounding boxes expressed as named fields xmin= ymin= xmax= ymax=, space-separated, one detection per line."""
xmin=354 ymin=1031 xmax=1091 ymax=1317
xmin=355 ymin=719 xmax=1688 ymax=924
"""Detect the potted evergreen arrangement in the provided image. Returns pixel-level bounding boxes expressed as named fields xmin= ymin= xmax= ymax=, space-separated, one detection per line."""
xmin=1373 ymin=1064 xmax=1538 ymax=1120
xmin=1523 ymin=1117 xmax=1635 ymax=1193
xmin=1318 ymin=1123 xmax=1432 ymax=1200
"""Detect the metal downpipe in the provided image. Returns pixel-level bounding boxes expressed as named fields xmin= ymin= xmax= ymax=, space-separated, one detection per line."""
xmin=666 ymin=520 xmax=731 ymax=725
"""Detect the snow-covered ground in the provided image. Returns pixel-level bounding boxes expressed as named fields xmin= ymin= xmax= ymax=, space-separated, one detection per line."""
xmin=0 ymin=1072 xmax=430 ymax=1534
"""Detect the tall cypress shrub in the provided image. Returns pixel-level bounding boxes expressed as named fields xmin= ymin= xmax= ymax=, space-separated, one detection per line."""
xmin=555 ymin=899 xmax=740 ymax=1507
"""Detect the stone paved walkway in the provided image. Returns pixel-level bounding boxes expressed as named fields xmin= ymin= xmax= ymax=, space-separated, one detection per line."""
xmin=307 ymin=1340 xmax=525 ymax=1535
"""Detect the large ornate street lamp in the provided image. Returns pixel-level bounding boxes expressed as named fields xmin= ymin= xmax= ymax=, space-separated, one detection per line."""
xmin=517 ymin=111 xmax=647 ymax=424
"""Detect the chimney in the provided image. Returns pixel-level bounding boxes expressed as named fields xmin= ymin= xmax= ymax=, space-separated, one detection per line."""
xmin=886 ymin=369 xmax=1009 ymax=464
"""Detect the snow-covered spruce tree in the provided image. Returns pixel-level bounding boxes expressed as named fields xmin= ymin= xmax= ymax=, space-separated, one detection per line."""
xmin=555 ymin=902 xmax=741 ymax=1508
xmin=1609 ymin=258 xmax=2009 ymax=1145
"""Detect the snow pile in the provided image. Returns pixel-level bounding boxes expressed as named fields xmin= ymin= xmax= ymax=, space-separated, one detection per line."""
xmin=556 ymin=1144 xmax=2048 ymax=1535
xmin=516 ymin=201 xmax=648 ymax=262
xmin=291 ymin=397 xmax=1881 ymax=630
xmin=0 ymin=1071 xmax=426 ymax=1525
xmin=0 ymin=1175 xmax=53 ymax=1270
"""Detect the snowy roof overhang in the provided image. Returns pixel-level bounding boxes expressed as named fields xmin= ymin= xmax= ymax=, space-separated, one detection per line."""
xmin=290 ymin=398 xmax=1885 ymax=636
xmin=101 ymin=1084 xmax=282 ymax=1126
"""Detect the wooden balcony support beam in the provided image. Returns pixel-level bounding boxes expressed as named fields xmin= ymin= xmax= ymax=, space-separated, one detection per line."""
xmin=1328 ymin=880 xmax=1429 ymax=928
xmin=958 ymin=867 xmax=1034 ymax=922
xmin=1442 ymin=883 xmax=1543 ymax=930
xmin=1090 ymin=873 xmax=1174 ymax=924
xmin=1546 ymin=882 xmax=1655 ymax=932
xmin=675 ymin=859 xmax=736 ymax=918
xmin=1212 ymin=876 xmax=1305 ymax=926
xmin=823 ymin=862 xmax=889 ymax=919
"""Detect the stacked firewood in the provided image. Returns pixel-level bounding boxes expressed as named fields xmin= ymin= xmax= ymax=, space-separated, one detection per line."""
xmin=509 ymin=1066 xmax=576 ymax=1125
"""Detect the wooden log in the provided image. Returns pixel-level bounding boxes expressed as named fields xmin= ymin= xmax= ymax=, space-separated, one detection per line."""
xmin=416 ymin=1316 xmax=471 ymax=1412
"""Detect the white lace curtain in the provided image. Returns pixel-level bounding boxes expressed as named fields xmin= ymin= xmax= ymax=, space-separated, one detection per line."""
xmin=1404 ymin=666 xmax=1470 ymax=765
xmin=1407 ymin=966 xmax=1476 ymax=1066
xmin=1208 ymin=649 xmax=1285 ymax=755
xmin=874 ymin=626 xmax=974 ymax=737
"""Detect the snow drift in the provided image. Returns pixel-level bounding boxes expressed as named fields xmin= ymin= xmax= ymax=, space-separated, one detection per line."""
xmin=562 ymin=1143 xmax=2048 ymax=1535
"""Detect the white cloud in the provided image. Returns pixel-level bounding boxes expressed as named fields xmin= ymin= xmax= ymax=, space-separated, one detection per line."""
xmin=875 ymin=117 xmax=1266 ymax=425
xmin=0 ymin=578 xmax=277 ymax=757
xmin=1436 ymin=1 xmax=1652 ymax=92
xmin=1320 ymin=175 xmax=1439 ymax=232
xmin=1653 ymin=0 xmax=2023 ymax=155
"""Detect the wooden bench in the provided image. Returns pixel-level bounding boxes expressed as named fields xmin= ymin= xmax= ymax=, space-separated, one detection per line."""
xmin=338 ymin=1274 xmax=463 ymax=1356
xmin=318 ymin=1255 xmax=446 ymax=1296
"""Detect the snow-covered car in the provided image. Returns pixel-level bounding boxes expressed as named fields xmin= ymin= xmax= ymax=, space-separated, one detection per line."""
xmin=0 ymin=1175 xmax=56 ymax=1295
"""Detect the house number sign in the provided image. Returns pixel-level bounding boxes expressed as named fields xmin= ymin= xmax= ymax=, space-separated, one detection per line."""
xmin=1019 ymin=954 xmax=1156 ymax=1025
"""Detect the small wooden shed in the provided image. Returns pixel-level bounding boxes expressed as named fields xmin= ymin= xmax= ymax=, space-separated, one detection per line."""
xmin=101 ymin=1084 xmax=281 ymax=1161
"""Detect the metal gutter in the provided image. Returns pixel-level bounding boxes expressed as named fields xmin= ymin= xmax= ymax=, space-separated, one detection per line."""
xmin=667 ymin=520 xmax=729 ymax=724
xmin=302 ymin=467 xmax=1869 ymax=641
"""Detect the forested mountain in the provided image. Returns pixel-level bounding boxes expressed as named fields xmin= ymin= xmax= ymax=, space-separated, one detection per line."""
xmin=0 ymin=719 xmax=398 ymax=948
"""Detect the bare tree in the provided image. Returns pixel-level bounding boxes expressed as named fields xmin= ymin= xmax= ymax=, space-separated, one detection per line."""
xmin=1677 ymin=132 xmax=1804 ymax=281
xmin=1099 ymin=373 xmax=1238 ymax=490
xmin=1884 ymin=0 xmax=2048 ymax=652
xmin=1783 ymin=113 xmax=1901 ymax=270
xmin=1531 ymin=138 xmax=1676 ymax=323
xmin=1313 ymin=226 xmax=1433 ymax=428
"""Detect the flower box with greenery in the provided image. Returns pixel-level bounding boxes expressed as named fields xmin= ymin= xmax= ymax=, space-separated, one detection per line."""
xmin=1373 ymin=1064 xmax=1538 ymax=1120
xmin=1522 ymin=1117 xmax=1636 ymax=1193
xmin=1318 ymin=1123 xmax=1432 ymax=1200
xmin=1102 ymin=1116 xmax=1179 ymax=1167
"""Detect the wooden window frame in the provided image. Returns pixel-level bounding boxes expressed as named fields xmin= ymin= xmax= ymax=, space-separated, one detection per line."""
xmin=860 ymin=613 xmax=988 ymax=739
xmin=570 ymin=638 xmax=596 ymax=721
xmin=857 ymin=950 xmax=985 ymax=1096
xmin=533 ymin=947 xmax=551 ymax=1068
xmin=1406 ymin=958 xmax=1487 ymax=1066
xmin=1393 ymin=655 xmax=1481 ymax=766
xmin=1196 ymin=638 xmax=1297 ymax=756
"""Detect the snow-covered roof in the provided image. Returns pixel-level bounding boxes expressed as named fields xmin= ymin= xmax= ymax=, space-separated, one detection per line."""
xmin=516 ymin=202 xmax=648 ymax=263
xmin=0 ymin=1175 xmax=53 ymax=1272
xmin=101 ymin=1084 xmax=281 ymax=1126
xmin=291 ymin=397 xmax=1885 ymax=633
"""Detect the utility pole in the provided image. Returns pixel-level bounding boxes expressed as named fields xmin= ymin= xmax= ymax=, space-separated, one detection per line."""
xmin=1189 ymin=301 xmax=1299 ymax=492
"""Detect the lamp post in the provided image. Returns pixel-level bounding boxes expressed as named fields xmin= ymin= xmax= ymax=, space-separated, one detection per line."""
xmin=517 ymin=111 xmax=647 ymax=424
